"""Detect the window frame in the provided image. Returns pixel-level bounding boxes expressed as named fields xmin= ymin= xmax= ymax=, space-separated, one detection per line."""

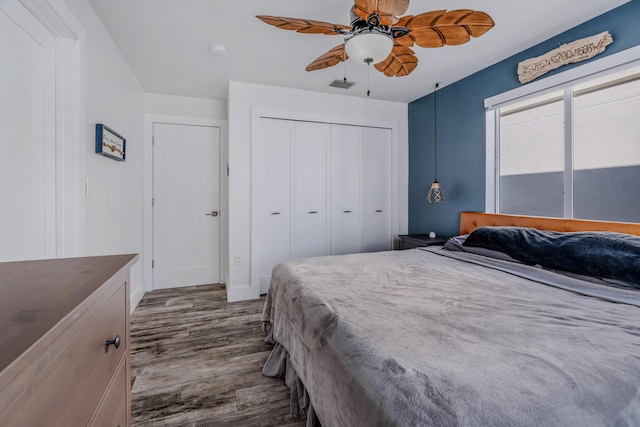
xmin=485 ymin=45 xmax=640 ymax=215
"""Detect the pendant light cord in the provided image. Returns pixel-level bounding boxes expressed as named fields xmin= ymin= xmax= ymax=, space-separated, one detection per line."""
xmin=427 ymin=82 xmax=445 ymax=204
xmin=434 ymin=83 xmax=439 ymax=180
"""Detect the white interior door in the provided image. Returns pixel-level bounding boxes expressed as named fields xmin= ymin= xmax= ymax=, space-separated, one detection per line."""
xmin=0 ymin=0 xmax=56 ymax=262
xmin=330 ymin=124 xmax=362 ymax=255
xmin=363 ymin=127 xmax=392 ymax=252
xmin=153 ymin=123 xmax=220 ymax=289
xmin=257 ymin=119 xmax=293 ymax=294
xmin=292 ymin=122 xmax=330 ymax=258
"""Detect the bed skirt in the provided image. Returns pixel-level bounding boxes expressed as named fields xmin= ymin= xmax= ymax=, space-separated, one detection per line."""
xmin=262 ymin=322 xmax=322 ymax=427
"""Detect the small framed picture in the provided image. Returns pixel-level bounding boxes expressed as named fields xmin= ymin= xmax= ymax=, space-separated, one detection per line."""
xmin=96 ymin=124 xmax=126 ymax=161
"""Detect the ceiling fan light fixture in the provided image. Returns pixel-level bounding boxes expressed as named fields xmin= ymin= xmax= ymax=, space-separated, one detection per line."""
xmin=345 ymin=32 xmax=393 ymax=65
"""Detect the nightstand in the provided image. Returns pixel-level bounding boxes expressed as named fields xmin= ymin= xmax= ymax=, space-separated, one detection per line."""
xmin=398 ymin=234 xmax=448 ymax=249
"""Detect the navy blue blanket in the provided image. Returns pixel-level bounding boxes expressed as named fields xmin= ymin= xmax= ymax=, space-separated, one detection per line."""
xmin=463 ymin=226 xmax=640 ymax=288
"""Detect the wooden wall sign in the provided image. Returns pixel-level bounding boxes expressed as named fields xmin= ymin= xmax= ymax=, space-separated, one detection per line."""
xmin=517 ymin=31 xmax=613 ymax=84
xmin=95 ymin=124 xmax=126 ymax=161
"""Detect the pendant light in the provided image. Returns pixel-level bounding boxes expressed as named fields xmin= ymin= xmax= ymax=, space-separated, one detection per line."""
xmin=427 ymin=83 xmax=445 ymax=204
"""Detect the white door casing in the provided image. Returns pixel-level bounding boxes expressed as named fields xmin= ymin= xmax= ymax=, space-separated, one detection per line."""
xmin=153 ymin=123 xmax=221 ymax=289
xmin=249 ymin=109 xmax=402 ymax=300
xmin=0 ymin=0 xmax=82 ymax=262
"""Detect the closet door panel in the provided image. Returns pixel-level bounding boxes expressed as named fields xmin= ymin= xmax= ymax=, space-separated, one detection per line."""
xmin=254 ymin=118 xmax=394 ymax=294
xmin=330 ymin=125 xmax=362 ymax=255
xmin=292 ymin=122 xmax=329 ymax=258
xmin=258 ymin=119 xmax=292 ymax=293
xmin=363 ymin=127 xmax=392 ymax=252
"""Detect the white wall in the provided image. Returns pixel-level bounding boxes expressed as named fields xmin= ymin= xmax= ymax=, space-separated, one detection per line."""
xmin=145 ymin=93 xmax=227 ymax=120
xmin=63 ymin=0 xmax=146 ymax=310
xmin=227 ymin=81 xmax=409 ymax=302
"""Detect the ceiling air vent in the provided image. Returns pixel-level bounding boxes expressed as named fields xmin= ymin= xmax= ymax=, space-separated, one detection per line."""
xmin=329 ymin=78 xmax=355 ymax=89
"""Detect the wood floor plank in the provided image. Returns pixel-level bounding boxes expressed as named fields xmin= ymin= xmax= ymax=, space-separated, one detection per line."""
xmin=130 ymin=283 xmax=303 ymax=426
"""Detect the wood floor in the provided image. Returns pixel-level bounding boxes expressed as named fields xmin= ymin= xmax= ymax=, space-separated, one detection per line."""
xmin=130 ymin=284 xmax=304 ymax=427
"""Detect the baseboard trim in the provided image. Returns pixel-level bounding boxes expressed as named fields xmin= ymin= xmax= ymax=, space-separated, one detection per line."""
xmin=226 ymin=285 xmax=259 ymax=302
xmin=130 ymin=287 xmax=145 ymax=313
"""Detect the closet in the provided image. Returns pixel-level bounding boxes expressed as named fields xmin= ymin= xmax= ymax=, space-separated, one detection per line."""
xmin=255 ymin=118 xmax=392 ymax=293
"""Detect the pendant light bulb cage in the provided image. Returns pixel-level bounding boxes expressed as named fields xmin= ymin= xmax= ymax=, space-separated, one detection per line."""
xmin=427 ymin=180 xmax=445 ymax=204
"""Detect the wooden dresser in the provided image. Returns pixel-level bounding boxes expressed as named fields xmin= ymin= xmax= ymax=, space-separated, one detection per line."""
xmin=0 ymin=254 xmax=139 ymax=426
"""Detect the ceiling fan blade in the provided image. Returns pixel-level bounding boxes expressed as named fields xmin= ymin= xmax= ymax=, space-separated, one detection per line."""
xmin=374 ymin=44 xmax=418 ymax=77
xmin=306 ymin=45 xmax=347 ymax=72
xmin=458 ymin=11 xmax=496 ymax=38
xmin=405 ymin=9 xmax=495 ymax=48
xmin=353 ymin=0 xmax=409 ymax=26
xmin=391 ymin=15 xmax=415 ymax=47
xmin=256 ymin=15 xmax=350 ymax=35
xmin=393 ymin=35 xmax=414 ymax=48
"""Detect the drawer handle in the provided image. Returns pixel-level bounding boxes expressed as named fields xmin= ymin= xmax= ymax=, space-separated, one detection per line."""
xmin=343 ymin=210 xmax=352 ymax=213
xmin=375 ymin=210 xmax=383 ymax=213
xmin=105 ymin=335 xmax=121 ymax=350
xmin=271 ymin=212 xmax=281 ymax=215
xmin=308 ymin=211 xmax=318 ymax=214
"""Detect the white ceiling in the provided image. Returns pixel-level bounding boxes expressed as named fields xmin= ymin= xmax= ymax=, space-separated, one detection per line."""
xmin=88 ymin=0 xmax=630 ymax=103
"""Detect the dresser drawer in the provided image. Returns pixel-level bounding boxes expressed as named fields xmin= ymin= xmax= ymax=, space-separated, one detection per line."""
xmin=89 ymin=358 xmax=128 ymax=427
xmin=3 ymin=283 xmax=127 ymax=427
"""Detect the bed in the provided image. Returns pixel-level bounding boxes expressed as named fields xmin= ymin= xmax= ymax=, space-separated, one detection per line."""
xmin=261 ymin=212 xmax=640 ymax=426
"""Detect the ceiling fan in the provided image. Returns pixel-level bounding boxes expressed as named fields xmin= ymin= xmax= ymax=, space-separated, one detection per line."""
xmin=257 ymin=0 xmax=494 ymax=77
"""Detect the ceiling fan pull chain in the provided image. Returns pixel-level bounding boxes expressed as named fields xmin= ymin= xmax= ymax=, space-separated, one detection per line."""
xmin=365 ymin=57 xmax=372 ymax=97
xmin=343 ymin=49 xmax=347 ymax=83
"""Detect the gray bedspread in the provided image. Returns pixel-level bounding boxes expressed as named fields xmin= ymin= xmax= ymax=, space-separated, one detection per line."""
xmin=262 ymin=247 xmax=640 ymax=427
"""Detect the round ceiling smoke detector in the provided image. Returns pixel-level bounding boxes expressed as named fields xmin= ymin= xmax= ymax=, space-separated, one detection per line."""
xmin=209 ymin=43 xmax=227 ymax=56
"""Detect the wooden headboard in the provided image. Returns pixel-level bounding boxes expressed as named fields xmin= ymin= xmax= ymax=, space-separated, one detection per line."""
xmin=460 ymin=212 xmax=640 ymax=237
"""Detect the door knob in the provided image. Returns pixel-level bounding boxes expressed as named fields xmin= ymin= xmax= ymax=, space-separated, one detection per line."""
xmin=205 ymin=211 xmax=219 ymax=217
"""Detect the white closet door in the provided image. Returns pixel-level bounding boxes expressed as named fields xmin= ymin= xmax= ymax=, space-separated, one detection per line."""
xmin=257 ymin=119 xmax=293 ymax=293
xmin=292 ymin=122 xmax=330 ymax=258
xmin=363 ymin=127 xmax=392 ymax=252
xmin=330 ymin=125 xmax=362 ymax=255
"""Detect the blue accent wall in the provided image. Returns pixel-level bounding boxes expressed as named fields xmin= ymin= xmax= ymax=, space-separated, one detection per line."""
xmin=408 ymin=1 xmax=640 ymax=237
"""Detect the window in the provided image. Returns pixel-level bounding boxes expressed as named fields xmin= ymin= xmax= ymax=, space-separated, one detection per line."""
xmin=499 ymin=91 xmax=565 ymax=217
xmin=494 ymin=63 xmax=640 ymax=223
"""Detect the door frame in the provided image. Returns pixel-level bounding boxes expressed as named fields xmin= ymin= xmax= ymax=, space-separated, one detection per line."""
xmin=144 ymin=114 xmax=228 ymax=292
xmin=250 ymin=109 xmax=401 ymax=297
xmin=6 ymin=0 xmax=85 ymax=258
